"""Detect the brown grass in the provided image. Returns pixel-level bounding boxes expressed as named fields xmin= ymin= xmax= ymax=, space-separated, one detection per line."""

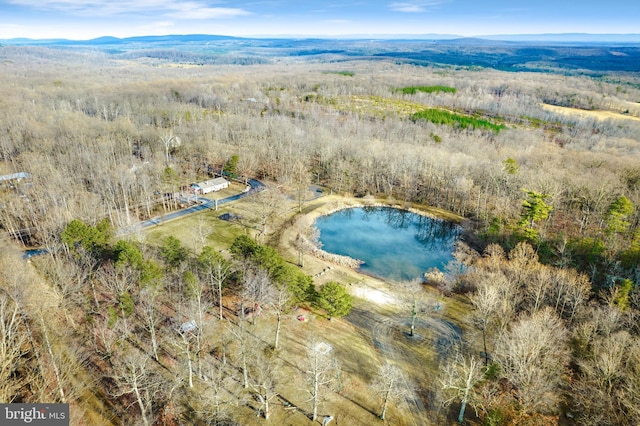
xmin=141 ymin=190 xmax=470 ymax=425
xmin=542 ymin=103 xmax=640 ymax=122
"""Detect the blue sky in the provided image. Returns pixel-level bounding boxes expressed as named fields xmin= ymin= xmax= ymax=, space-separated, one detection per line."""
xmin=0 ymin=0 xmax=638 ymax=39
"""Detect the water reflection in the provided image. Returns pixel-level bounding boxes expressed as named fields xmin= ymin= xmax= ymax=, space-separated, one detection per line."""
xmin=316 ymin=206 xmax=459 ymax=281
xmin=381 ymin=207 xmax=411 ymax=229
xmin=414 ymin=215 xmax=460 ymax=249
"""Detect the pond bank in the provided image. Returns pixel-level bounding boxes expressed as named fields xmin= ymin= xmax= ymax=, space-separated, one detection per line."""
xmin=292 ymin=196 xmax=463 ymax=274
xmin=278 ymin=194 xmax=465 ymax=294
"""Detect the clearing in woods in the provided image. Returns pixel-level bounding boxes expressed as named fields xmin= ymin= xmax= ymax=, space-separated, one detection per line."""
xmin=142 ymin=191 xmax=469 ymax=424
xmin=542 ymin=103 xmax=640 ymax=122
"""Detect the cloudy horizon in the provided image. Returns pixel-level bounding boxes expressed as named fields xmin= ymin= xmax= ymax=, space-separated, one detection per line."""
xmin=1 ymin=0 xmax=638 ymax=40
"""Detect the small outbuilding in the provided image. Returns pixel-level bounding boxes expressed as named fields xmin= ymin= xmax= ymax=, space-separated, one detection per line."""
xmin=191 ymin=177 xmax=229 ymax=194
xmin=180 ymin=320 xmax=197 ymax=334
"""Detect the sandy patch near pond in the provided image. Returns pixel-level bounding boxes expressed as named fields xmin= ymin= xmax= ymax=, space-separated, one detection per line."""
xmin=351 ymin=285 xmax=400 ymax=306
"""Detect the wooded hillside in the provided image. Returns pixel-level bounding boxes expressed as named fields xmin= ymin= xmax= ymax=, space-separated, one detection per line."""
xmin=1 ymin=45 xmax=639 ymax=425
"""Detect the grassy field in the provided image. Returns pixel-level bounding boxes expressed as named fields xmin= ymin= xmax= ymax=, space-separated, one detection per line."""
xmin=411 ymin=108 xmax=506 ymax=133
xmin=542 ymin=103 xmax=640 ymax=122
xmin=334 ymin=95 xmax=429 ymax=118
xmin=144 ymin=182 xmax=266 ymax=251
xmin=395 ymin=85 xmax=457 ymax=95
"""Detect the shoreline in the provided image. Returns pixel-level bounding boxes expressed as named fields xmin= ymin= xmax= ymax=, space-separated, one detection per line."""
xmin=294 ymin=196 xmax=463 ymax=271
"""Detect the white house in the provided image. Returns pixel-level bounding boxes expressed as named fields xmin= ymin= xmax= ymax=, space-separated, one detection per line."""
xmin=191 ymin=177 xmax=229 ymax=194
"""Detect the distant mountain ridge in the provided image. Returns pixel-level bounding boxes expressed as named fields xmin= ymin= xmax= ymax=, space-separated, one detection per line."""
xmin=2 ymin=33 xmax=640 ymax=45
xmin=0 ymin=34 xmax=242 ymax=45
xmin=479 ymin=33 xmax=640 ymax=43
xmin=2 ymin=33 xmax=639 ymax=73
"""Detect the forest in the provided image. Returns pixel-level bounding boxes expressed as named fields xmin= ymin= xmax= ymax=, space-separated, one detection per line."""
xmin=1 ymin=39 xmax=640 ymax=425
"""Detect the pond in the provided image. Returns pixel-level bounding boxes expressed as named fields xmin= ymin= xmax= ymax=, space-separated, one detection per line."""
xmin=315 ymin=206 xmax=460 ymax=281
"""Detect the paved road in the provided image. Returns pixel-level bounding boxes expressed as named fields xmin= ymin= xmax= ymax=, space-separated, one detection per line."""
xmin=137 ymin=178 xmax=265 ymax=229
xmin=23 ymin=179 xmax=266 ymax=258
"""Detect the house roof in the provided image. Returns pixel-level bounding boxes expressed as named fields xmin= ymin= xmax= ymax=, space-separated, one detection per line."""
xmin=194 ymin=177 xmax=228 ymax=189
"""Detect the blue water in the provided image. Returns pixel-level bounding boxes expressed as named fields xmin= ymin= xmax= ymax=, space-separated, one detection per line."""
xmin=315 ymin=207 xmax=459 ymax=281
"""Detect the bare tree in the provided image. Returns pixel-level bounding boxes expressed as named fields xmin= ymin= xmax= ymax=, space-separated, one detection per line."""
xmin=249 ymin=351 xmax=281 ymax=419
xmin=195 ymin=358 xmax=237 ymax=424
xmin=250 ymin=188 xmax=289 ymax=240
xmin=40 ymin=252 xmax=92 ymax=325
xmin=468 ymin=272 xmax=503 ymax=365
xmin=290 ymin=158 xmax=311 ymax=213
xmin=0 ymin=291 xmax=27 ymax=402
xmin=304 ymin=341 xmax=337 ymax=422
xmin=227 ymin=321 xmax=259 ymax=390
xmin=440 ymin=353 xmax=483 ymax=423
xmin=571 ymin=311 xmax=634 ymax=426
xmin=198 ymin=247 xmax=231 ymax=320
xmin=526 ymin=267 xmax=552 ymax=314
xmin=549 ymin=267 xmax=590 ymax=322
xmin=192 ymin=215 xmax=212 ymax=253
xmin=271 ymin=284 xmax=292 ymax=350
xmin=494 ymin=308 xmax=569 ymax=415
xmin=184 ymin=271 xmax=213 ymax=379
xmin=621 ymin=340 xmax=640 ymax=426
xmin=139 ymin=288 xmax=162 ymax=362
xmin=92 ymin=312 xmax=122 ymax=360
xmin=293 ymin=219 xmax=321 ymax=268
xmin=97 ymin=262 xmax=137 ymax=336
xmin=38 ymin=314 xmax=67 ymax=403
xmin=172 ymin=325 xmax=196 ymax=389
xmin=159 ymin=131 xmax=181 ymax=166
xmin=371 ymin=362 xmax=412 ymax=420
xmin=400 ymin=278 xmax=438 ymax=337
xmin=240 ymin=267 xmax=275 ymax=325
xmin=112 ymin=351 xmax=162 ymax=426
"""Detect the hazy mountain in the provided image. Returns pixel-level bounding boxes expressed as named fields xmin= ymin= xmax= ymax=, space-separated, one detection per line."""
xmin=2 ymin=33 xmax=639 ymax=73
xmin=478 ymin=33 xmax=640 ymax=43
xmin=2 ymin=33 xmax=640 ymax=45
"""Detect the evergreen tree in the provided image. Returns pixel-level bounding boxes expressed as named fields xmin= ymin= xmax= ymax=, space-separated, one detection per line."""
xmin=518 ymin=190 xmax=553 ymax=241
xmin=223 ymin=154 xmax=239 ymax=179
xmin=317 ymin=281 xmax=353 ymax=320
xmin=160 ymin=236 xmax=188 ymax=269
xmin=605 ymin=196 xmax=634 ymax=235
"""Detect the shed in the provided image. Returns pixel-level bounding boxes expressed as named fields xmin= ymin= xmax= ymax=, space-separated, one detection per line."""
xmin=180 ymin=320 xmax=197 ymax=334
xmin=191 ymin=177 xmax=229 ymax=194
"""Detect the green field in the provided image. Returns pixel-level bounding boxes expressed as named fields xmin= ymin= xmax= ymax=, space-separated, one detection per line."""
xmin=411 ymin=108 xmax=507 ymax=133
xmin=396 ymin=85 xmax=457 ymax=95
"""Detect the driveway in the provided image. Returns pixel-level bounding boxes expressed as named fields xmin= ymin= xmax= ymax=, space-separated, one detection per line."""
xmin=134 ymin=178 xmax=265 ymax=229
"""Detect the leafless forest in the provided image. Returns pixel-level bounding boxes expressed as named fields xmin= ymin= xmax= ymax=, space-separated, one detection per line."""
xmin=1 ymin=44 xmax=640 ymax=425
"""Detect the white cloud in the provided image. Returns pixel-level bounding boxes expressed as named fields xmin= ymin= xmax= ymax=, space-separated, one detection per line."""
xmin=135 ymin=20 xmax=176 ymax=34
xmin=389 ymin=1 xmax=444 ymax=13
xmin=167 ymin=3 xmax=250 ymax=19
xmin=7 ymin=0 xmax=250 ymax=19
